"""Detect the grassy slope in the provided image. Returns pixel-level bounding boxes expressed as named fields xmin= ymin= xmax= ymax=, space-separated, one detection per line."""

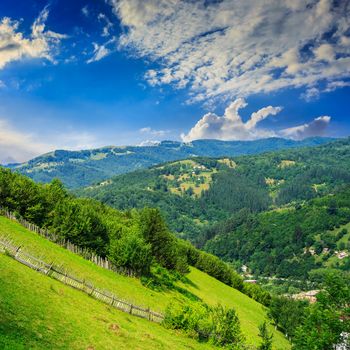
xmin=0 ymin=216 xmax=290 ymax=349
xmin=0 ymin=254 xmax=213 ymax=350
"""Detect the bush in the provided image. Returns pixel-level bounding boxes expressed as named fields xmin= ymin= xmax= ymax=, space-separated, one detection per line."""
xmin=163 ymin=301 xmax=245 ymax=348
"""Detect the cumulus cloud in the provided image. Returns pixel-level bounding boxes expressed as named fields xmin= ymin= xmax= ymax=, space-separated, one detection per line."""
xmin=280 ymin=116 xmax=331 ymax=140
xmin=112 ymin=0 xmax=350 ymax=103
xmin=0 ymin=118 xmax=98 ymax=164
xmin=181 ymin=98 xmax=282 ymax=142
xmin=0 ymin=7 xmax=66 ymax=69
xmin=181 ymin=99 xmax=331 ymax=142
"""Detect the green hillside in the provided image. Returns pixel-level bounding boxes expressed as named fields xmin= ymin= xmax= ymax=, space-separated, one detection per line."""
xmin=205 ymin=188 xmax=350 ymax=279
xmin=8 ymin=137 xmax=332 ymax=188
xmin=0 ymin=216 xmax=290 ymax=349
xmin=79 ymin=137 xmax=350 ymax=242
xmin=0 ymin=254 xmax=214 ymax=350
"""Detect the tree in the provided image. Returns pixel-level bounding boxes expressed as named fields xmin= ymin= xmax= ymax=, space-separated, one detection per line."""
xmin=109 ymin=230 xmax=152 ymax=275
xmin=292 ymin=271 xmax=350 ymax=350
xmin=139 ymin=208 xmax=180 ymax=270
xmin=327 ymin=198 xmax=338 ymax=215
xmin=268 ymin=296 xmax=307 ymax=339
xmin=258 ymin=322 xmax=273 ymax=350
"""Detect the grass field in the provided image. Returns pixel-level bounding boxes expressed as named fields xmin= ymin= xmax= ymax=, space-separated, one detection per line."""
xmin=0 ymin=254 xmax=214 ymax=350
xmin=0 ymin=216 xmax=290 ymax=349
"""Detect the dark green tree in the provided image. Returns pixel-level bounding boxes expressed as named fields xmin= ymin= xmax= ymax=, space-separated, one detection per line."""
xmin=258 ymin=322 xmax=273 ymax=350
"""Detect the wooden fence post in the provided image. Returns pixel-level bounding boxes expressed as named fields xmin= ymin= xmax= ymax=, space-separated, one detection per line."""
xmin=15 ymin=246 xmax=21 ymax=257
xmin=46 ymin=262 xmax=54 ymax=275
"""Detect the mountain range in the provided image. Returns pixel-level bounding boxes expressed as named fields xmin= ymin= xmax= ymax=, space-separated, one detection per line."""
xmin=79 ymin=137 xmax=350 ymax=280
xmin=8 ymin=137 xmax=334 ymax=188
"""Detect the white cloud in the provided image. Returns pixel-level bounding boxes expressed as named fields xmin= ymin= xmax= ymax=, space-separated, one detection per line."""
xmin=0 ymin=7 xmax=66 ymax=70
xmin=98 ymin=13 xmax=113 ymax=37
xmin=0 ymin=119 xmax=49 ymax=163
xmin=138 ymin=140 xmax=161 ymax=147
xmin=112 ymin=0 xmax=350 ymax=103
xmin=181 ymin=99 xmax=331 ymax=142
xmin=87 ymin=43 xmax=111 ymax=63
xmin=181 ymin=98 xmax=282 ymax=142
xmin=280 ymin=116 xmax=331 ymax=140
xmin=139 ymin=127 xmax=169 ymax=137
xmin=300 ymin=87 xmax=321 ymax=102
xmin=301 ymin=80 xmax=350 ymax=101
xmin=324 ymin=80 xmax=350 ymax=92
xmin=82 ymin=6 xmax=89 ymax=17
xmin=0 ymin=118 xmax=98 ymax=164
xmin=87 ymin=37 xmax=117 ymax=63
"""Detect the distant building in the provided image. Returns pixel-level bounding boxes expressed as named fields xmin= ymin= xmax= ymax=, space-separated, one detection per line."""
xmin=292 ymin=290 xmax=319 ymax=303
xmin=337 ymin=251 xmax=349 ymax=259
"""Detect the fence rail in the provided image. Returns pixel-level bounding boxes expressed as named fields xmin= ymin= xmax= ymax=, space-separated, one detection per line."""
xmin=0 ymin=208 xmax=134 ymax=276
xmin=0 ymin=237 xmax=164 ymax=323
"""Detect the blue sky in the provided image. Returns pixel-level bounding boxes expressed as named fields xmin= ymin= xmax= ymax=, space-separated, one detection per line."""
xmin=0 ymin=0 xmax=349 ymax=163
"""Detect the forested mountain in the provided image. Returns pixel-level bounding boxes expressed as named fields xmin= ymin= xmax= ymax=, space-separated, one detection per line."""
xmin=79 ymin=138 xmax=350 ymax=280
xmin=205 ymin=188 xmax=350 ymax=278
xmin=79 ymin=138 xmax=350 ymax=238
xmin=8 ymin=137 xmax=332 ymax=188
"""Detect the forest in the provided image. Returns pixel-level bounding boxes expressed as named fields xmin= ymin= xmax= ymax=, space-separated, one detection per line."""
xmin=80 ymin=138 xmax=350 ymax=238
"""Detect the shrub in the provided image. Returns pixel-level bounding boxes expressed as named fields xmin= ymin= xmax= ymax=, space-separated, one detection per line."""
xmin=163 ymin=301 xmax=245 ymax=348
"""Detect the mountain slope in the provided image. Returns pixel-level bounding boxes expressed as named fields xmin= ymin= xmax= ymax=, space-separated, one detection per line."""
xmin=0 ymin=216 xmax=290 ymax=349
xmin=0 ymin=254 xmax=215 ymax=350
xmin=79 ymin=137 xmax=350 ymax=241
xmin=8 ymin=137 xmax=333 ymax=188
xmin=205 ymin=187 xmax=350 ymax=279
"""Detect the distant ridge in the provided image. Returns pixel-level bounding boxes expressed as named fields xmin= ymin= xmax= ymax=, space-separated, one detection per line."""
xmin=7 ymin=137 xmax=335 ymax=188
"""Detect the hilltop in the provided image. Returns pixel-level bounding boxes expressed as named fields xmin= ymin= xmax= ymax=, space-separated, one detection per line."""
xmin=8 ymin=137 xmax=333 ymax=188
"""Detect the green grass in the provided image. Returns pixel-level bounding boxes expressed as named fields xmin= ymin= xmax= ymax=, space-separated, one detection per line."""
xmin=0 ymin=216 xmax=290 ymax=349
xmin=179 ymin=269 xmax=289 ymax=348
xmin=0 ymin=254 xmax=214 ymax=350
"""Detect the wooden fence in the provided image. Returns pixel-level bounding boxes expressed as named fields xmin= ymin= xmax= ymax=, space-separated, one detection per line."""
xmin=0 ymin=237 xmax=164 ymax=323
xmin=0 ymin=208 xmax=134 ymax=276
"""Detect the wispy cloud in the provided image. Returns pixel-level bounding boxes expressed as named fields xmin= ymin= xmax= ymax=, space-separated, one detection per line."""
xmin=87 ymin=37 xmax=116 ymax=63
xmin=0 ymin=118 xmax=98 ymax=164
xmin=181 ymin=99 xmax=331 ymax=142
xmin=81 ymin=5 xmax=89 ymax=17
xmin=112 ymin=0 xmax=350 ymax=103
xmin=98 ymin=13 xmax=113 ymax=37
xmin=301 ymin=80 xmax=350 ymax=101
xmin=0 ymin=7 xmax=66 ymax=69
xmin=139 ymin=127 xmax=169 ymax=137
